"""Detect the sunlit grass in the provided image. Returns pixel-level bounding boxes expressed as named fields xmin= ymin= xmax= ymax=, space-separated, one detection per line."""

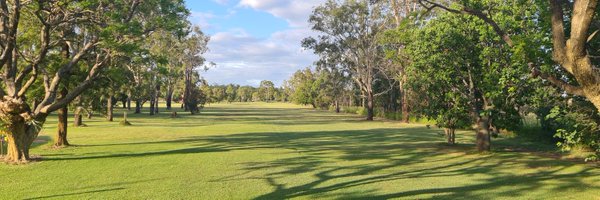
xmin=0 ymin=102 xmax=598 ymax=199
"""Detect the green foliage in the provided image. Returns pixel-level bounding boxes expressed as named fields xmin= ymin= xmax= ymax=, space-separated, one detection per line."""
xmin=545 ymin=102 xmax=600 ymax=161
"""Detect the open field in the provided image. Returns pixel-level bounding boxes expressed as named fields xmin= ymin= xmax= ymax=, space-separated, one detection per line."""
xmin=1 ymin=102 xmax=599 ymax=199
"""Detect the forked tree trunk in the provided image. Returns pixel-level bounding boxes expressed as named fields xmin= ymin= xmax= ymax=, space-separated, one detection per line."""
xmin=1 ymin=98 xmax=46 ymax=162
xmin=366 ymin=91 xmax=374 ymax=121
xmin=107 ymin=95 xmax=113 ymax=121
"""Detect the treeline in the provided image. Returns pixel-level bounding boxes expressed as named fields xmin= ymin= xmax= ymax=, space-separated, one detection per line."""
xmin=202 ymin=80 xmax=288 ymax=103
xmin=289 ymin=0 xmax=600 ymax=160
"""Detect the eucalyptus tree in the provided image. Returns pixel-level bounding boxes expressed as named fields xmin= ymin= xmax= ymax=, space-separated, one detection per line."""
xmin=258 ymin=80 xmax=275 ymax=102
xmin=181 ymin=26 xmax=210 ymax=114
xmin=304 ymin=0 xmax=394 ymax=120
xmin=0 ymin=0 xmax=189 ymax=162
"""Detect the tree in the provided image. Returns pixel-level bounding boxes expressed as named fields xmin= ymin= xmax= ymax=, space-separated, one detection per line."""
xmin=0 ymin=0 xmax=189 ymax=162
xmin=258 ymin=80 xmax=275 ymax=102
xmin=418 ymin=0 xmax=600 ymax=112
xmin=182 ymin=27 xmax=210 ymax=114
xmin=304 ymin=0 xmax=394 ymax=120
xmin=225 ymin=84 xmax=237 ymax=103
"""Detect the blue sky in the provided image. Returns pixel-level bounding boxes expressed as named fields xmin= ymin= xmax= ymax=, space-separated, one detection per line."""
xmin=186 ymin=0 xmax=325 ymax=87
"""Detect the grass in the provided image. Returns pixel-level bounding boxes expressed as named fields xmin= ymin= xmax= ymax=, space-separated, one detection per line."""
xmin=0 ymin=102 xmax=599 ymax=199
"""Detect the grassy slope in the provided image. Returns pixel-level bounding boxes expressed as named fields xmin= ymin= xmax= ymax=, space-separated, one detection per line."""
xmin=0 ymin=102 xmax=598 ymax=199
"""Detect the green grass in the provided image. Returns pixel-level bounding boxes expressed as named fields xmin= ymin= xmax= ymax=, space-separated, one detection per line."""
xmin=1 ymin=102 xmax=599 ymax=199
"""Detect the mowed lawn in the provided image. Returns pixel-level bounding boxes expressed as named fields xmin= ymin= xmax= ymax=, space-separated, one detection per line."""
xmin=1 ymin=102 xmax=599 ymax=199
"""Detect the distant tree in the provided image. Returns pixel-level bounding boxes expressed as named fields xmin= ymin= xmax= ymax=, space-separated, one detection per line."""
xmin=258 ymin=80 xmax=276 ymax=102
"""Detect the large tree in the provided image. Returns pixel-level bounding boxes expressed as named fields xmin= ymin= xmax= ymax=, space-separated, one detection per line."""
xmin=418 ymin=0 xmax=600 ymax=112
xmin=304 ymin=0 xmax=394 ymax=120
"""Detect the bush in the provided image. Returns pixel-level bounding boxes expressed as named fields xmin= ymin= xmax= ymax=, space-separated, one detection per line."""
xmin=546 ymin=103 xmax=600 ymax=162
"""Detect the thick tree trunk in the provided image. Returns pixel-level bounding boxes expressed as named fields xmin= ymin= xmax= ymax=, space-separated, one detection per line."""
xmin=366 ymin=91 xmax=374 ymax=121
xmin=107 ymin=95 xmax=113 ymax=121
xmin=122 ymin=99 xmax=127 ymax=108
xmin=5 ymin=125 xmax=32 ymax=162
xmin=135 ymin=100 xmax=141 ymax=114
xmin=335 ymin=100 xmax=340 ymax=113
xmin=55 ymin=89 xmax=69 ymax=147
xmin=1 ymin=102 xmax=46 ymax=163
xmin=475 ymin=115 xmax=492 ymax=152
xmin=55 ymin=105 xmax=69 ymax=147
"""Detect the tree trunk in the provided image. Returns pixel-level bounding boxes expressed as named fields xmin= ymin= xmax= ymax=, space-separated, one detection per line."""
xmin=73 ymin=107 xmax=83 ymax=127
xmin=400 ymin=79 xmax=410 ymax=123
xmin=5 ymin=125 xmax=32 ymax=162
xmin=149 ymin=100 xmax=155 ymax=115
xmin=154 ymin=97 xmax=159 ymax=114
xmin=107 ymin=95 xmax=113 ymax=121
xmin=166 ymin=89 xmax=173 ymax=110
xmin=135 ymin=100 xmax=141 ymax=114
xmin=366 ymin=91 xmax=374 ymax=121
xmin=0 ymin=100 xmax=42 ymax=163
xmin=55 ymin=89 xmax=69 ymax=147
xmin=122 ymin=99 xmax=127 ymax=108
xmin=475 ymin=115 xmax=491 ymax=152
xmin=335 ymin=100 xmax=340 ymax=113
xmin=55 ymin=106 xmax=69 ymax=146
xmin=445 ymin=128 xmax=456 ymax=145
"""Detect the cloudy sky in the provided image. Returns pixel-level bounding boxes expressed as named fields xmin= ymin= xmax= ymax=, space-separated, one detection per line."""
xmin=186 ymin=0 xmax=325 ymax=87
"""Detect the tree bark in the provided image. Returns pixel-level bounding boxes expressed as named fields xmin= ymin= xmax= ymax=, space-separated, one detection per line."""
xmin=401 ymin=78 xmax=410 ymax=123
xmin=107 ymin=95 xmax=113 ymax=121
xmin=445 ymin=128 xmax=456 ymax=145
xmin=55 ymin=89 xmax=69 ymax=147
xmin=166 ymin=88 xmax=173 ymax=110
xmin=73 ymin=107 xmax=83 ymax=127
xmin=127 ymin=97 xmax=131 ymax=110
xmin=135 ymin=99 xmax=141 ymax=114
xmin=0 ymin=98 xmax=46 ymax=163
xmin=366 ymin=91 xmax=374 ymax=121
xmin=149 ymin=100 xmax=155 ymax=115
xmin=475 ymin=115 xmax=491 ymax=152
xmin=335 ymin=100 xmax=340 ymax=113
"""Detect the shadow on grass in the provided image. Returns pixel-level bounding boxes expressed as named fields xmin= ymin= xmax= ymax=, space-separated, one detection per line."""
xmin=24 ymin=187 xmax=125 ymax=200
xmin=48 ymin=126 xmax=600 ymax=199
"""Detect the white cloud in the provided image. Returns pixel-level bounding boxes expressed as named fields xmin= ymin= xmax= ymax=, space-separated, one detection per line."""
xmin=189 ymin=11 xmax=218 ymax=30
xmin=202 ymin=28 xmax=318 ymax=87
xmin=238 ymin=0 xmax=325 ymax=27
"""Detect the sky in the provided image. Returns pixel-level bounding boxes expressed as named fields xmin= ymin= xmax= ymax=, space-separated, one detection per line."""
xmin=185 ymin=0 xmax=325 ymax=87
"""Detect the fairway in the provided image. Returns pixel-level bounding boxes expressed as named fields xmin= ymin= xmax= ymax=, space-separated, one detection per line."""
xmin=1 ymin=103 xmax=599 ymax=199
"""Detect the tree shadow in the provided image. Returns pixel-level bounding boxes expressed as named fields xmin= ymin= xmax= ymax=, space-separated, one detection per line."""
xmin=23 ymin=187 xmax=125 ymax=199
